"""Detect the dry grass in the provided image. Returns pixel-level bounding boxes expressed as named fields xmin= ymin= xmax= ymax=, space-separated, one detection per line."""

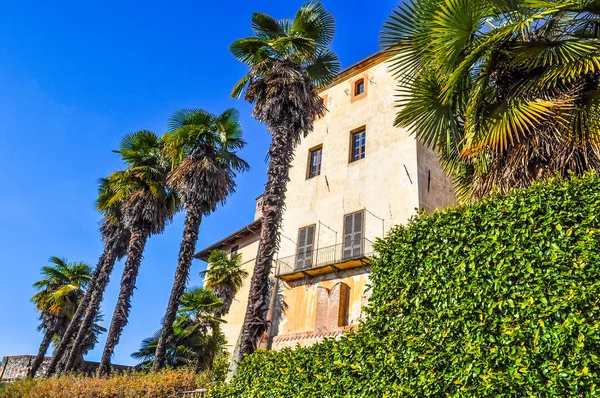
xmin=0 ymin=367 xmax=213 ymax=398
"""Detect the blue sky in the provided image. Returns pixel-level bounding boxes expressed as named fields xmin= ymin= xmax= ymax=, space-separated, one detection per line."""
xmin=0 ymin=0 xmax=397 ymax=366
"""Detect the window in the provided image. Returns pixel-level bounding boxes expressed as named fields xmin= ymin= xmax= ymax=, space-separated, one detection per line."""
xmin=230 ymin=245 xmax=239 ymax=255
xmin=296 ymin=225 xmax=315 ymax=270
xmin=350 ymin=129 xmax=366 ymax=162
xmin=316 ymin=95 xmax=328 ymax=120
xmin=351 ymin=76 xmax=367 ymax=102
xmin=308 ymin=146 xmax=322 ymax=178
xmin=355 ymin=79 xmax=365 ymax=95
xmin=343 ymin=210 xmax=364 ymax=261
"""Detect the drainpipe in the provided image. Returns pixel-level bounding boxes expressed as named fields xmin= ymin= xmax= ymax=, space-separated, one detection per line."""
xmin=264 ymin=277 xmax=280 ymax=350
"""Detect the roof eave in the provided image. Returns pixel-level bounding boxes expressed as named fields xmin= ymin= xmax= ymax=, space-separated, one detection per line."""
xmin=194 ymin=218 xmax=263 ymax=261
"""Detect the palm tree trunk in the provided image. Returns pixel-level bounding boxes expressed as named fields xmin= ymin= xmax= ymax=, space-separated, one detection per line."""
xmin=97 ymin=230 xmax=148 ymax=377
xmin=54 ymin=344 xmax=69 ymax=375
xmin=63 ymin=251 xmax=118 ymax=373
xmin=28 ymin=327 xmax=56 ymax=378
xmin=213 ymin=288 xmax=232 ymax=318
xmin=153 ymin=205 xmax=202 ymax=371
xmin=44 ymin=251 xmax=110 ymax=377
xmin=237 ymin=126 xmax=295 ymax=361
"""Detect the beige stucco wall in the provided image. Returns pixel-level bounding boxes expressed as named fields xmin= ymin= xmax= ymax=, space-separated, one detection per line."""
xmin=277 ymin=59 xmax=436 ymax=259
xmin=277 ymin=273 xmax=370 ymax=336
xmin=272 ymin=57 xmax=455 ymax=339
xmin=207 ymin=54 xmax=456 ymax=353
xmin=209 ymin=234 xmax=259 ymax=356
xmin=417 ymin=141 xmax=456 ymax=212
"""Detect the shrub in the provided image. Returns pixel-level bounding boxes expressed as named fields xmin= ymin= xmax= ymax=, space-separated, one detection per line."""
xmin=212 ymin=174 xmax=600 ymax=397
xmin=1 ymin=367 xmax=207 ymax=398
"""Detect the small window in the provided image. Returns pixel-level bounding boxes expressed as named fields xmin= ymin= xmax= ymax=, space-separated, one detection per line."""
xmin=230 ymin=245 xmax=239 ymax=255
xmin=350 ymin=129 xmax=366 ymax=162
xmin=308 ymin=146 xmax=322 ymax=178
xmin=355 ymin=79 xmax=365 ymax=95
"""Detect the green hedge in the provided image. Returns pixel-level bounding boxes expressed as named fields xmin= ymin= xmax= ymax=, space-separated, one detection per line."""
xmin=213 ymin=175 xmax=600 ymax=397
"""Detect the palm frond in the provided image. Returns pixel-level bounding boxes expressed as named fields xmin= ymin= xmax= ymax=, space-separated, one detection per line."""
xmin=463 ymin=97 xmax=572 ymax=154
xmin=229 ymin=38 xmax=271 ymax=66
xmin=231 ymin=74 xmax=252 ymax=99
xmin=251 ymin=12 xmax=287 ymax=39
xmin=305 ymin=48 xmax=340 ymax=88
xmin=292 ymin=1 xmax=336 ymax=46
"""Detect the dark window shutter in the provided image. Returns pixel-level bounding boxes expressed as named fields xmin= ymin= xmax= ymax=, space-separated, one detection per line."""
xmin=343 ymin=211 xmax=364 ymax=260
xmin=353 ymin=212 xmax=363 ymax=256
xmin=306 ymin=226 xmax=314 ymax=258
xmin=343 ymin=214 xmax=354 ymax=260
xmin=296 ymin=225 xmax=315 ymax=270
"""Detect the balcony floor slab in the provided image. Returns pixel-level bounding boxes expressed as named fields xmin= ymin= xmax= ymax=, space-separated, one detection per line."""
xmin=277 ymin=256 xmax=371 ymax=282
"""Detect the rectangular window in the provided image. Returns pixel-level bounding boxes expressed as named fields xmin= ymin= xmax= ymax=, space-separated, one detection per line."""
xmin=343 ymin=210 xmax=364 ymax=261
xmin=350 ymin=130 xmax=366 ymax=162
xmin=308 ymin=146 xmax=322 ymax=178
xmin=296 ymin=225 xmax=315 ymax=270
xmin=355 ymin=79 xmax=365 ymax=95
xmin=230 ymin=245 xmax=239 ymax=255
xmin=351 ymin=76 xmax=367 ymax=102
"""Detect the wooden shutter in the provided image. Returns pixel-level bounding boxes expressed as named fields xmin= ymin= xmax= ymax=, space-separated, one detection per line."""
xmin=295 ymin=225 xmax=315 ymax=270
xmin=343 ymin=211 xmax=364 ymax=261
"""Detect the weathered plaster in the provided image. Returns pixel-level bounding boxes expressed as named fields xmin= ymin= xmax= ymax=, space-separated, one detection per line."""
xmin=201 ymin=52 xmax=456 ymax=355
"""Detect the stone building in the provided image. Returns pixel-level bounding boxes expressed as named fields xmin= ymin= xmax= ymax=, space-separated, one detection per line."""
xmin=194 ymin=51 xmax=455 ymax=357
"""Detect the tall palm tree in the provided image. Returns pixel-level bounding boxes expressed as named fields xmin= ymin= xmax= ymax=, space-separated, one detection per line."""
xmin=200 ymin=249 xmax=248 ymax=317
xmin=229 ymin=1 xmax=339 ymax=360
xmin=133 ymin=287 xmax=225 ymax=371
xmin=96 ymin=130 xmax=177 ymax=376
xmin=152 ymin=108 xmax=248 ymax=370
xmin=59 ymin=212 xmax=130 ymax=375
xmin=29 ymin=257 xmax=92 ymax=377
xmin=381 ymin=0 xmax=600 ymax=200
xmin=45 ymin=204 xmax=130 ymax=377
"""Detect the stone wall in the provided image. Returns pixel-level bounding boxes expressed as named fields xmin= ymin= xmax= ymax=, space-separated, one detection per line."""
xmin=0 ymin=355 xmax=132 ymax=382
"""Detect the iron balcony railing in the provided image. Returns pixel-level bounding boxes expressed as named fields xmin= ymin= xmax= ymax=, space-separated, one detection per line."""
xmin=275 ymin=238 xmax=374 ymax=277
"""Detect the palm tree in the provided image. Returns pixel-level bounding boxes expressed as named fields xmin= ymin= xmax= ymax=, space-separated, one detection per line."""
xmin=59 ymin=213 xmax=130 ymax=375
xmin=200 ymin=249 xmax=248 ymax=317
xmin=381 ymin=0 xmax=600 ymax=200
xmin=133 ymin=287 xmax=225 ymax=371
xmin=96 ymin=130 xmax=177 ymax=376
xmin=29 ymin=257 xmax=92 ymax=377
xmin=45 ymin=205 xmax=130 ymax=377
xmin=229 ymin=1 xmax=340 ymax=360
xmin=152 ymin=108 xmax=248 ymax=370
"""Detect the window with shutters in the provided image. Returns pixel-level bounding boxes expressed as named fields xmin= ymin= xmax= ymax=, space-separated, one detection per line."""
xmin=343 ymin=210 xmax=364 ymax=261
xmin=295 ymin=225 xmax=315 ymax=270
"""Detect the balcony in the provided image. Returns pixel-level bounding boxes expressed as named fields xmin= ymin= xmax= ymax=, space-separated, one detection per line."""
xmin=275 ymin=238 xmax=374 ymax=282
